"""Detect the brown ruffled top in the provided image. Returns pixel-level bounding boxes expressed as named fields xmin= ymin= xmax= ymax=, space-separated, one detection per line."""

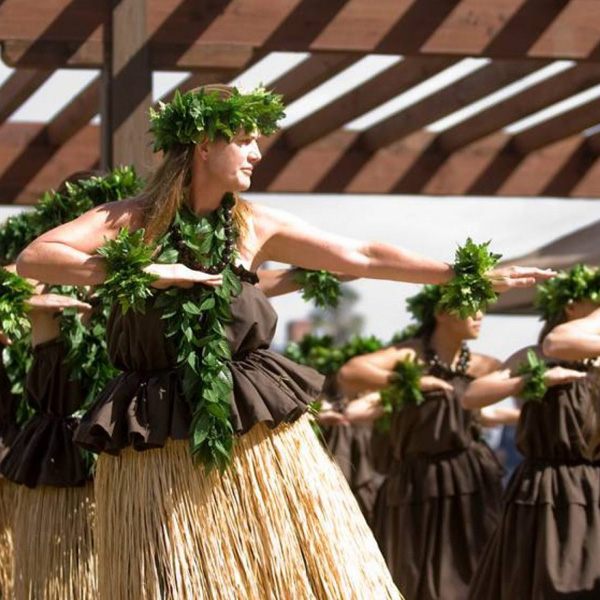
xmin=373 ymin=368 xmax=504 ymax=504
xmin=74 ymin=281 xmax=324 ymax=454
xmin=506 ymin=369 xmax=600 ymax=507
xmin=0 ymin=339 xmax=90 ymax=488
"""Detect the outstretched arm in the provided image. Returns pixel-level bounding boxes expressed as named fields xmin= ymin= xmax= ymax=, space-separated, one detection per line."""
xmin=543 ymin=307 xmax=600 ymax=361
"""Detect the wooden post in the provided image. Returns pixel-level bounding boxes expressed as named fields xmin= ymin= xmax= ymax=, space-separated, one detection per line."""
xmin=101 ymin=0 xmax=152 ymax=173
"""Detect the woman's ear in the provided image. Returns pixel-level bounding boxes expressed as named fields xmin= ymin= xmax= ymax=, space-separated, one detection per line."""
xmin=196 ymin=138 xmax=210 ymax=160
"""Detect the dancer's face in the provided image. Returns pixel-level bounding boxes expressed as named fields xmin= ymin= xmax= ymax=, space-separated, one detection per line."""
xmin=435 ymin=310 xmax=483 ymax=340
xmin=197 ymin=129 xmax=262 ymax=192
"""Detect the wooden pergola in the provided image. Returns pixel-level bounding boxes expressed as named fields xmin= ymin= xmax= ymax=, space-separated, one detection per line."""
xmin=1 ymin=0 xmax=600 ymax=205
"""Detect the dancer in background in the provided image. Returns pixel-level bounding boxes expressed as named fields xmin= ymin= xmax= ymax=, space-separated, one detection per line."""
xmin=17 ymin=84 xmax=550 ymax=600
xmin=338 ymin=285 xmax=514 ymax=600
xmin=466 ymin=265 xmax=600 ymax=600
xmin=0 ymin=168 xmax=142 ymax=599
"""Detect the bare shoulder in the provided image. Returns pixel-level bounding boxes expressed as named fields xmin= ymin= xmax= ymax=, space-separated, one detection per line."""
xmin=249 ymin=202 xmax=304 ymax=238
xmin=34 ymin=196 xmax=147 ymax=253
xmin=470 ymin=353 xmax=502 ymax=377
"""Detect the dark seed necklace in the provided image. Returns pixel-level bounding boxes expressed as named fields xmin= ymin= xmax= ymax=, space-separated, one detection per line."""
xmin=424 ymin=340 xmax=471 ymax=376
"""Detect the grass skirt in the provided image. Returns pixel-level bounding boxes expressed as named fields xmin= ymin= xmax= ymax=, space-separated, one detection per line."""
xmin=12 ymin=483 xmax=96 ymax=600
xmin=95 ymin=414 xmax=403 ymax=600
xmin=0 ymin=479 xmax=15 ymax=598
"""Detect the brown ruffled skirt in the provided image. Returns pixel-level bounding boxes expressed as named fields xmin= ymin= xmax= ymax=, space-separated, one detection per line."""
xmin=468 ymin=460 xmax=600 ymax=599
xmin=12 ymin=483 xmax=96 ymax=600
xmin=94 ymin=414 xmax=403 ymax=600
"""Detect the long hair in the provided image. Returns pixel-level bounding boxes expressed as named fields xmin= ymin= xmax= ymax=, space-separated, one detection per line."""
xmin=139 ymin=84 xmax=251 ymax=244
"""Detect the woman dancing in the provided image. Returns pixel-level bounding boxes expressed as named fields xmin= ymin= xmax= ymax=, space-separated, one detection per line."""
xmin=17 ymin=84 xmax=549 ymax=600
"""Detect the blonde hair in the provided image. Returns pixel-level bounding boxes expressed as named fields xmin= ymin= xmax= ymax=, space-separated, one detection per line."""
xmin=140 ymin=84 xmax=251 ymax=244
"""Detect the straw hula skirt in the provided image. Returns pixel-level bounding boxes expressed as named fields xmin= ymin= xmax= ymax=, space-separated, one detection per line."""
xmin=75 ymin=285 xmax=403 ymax=599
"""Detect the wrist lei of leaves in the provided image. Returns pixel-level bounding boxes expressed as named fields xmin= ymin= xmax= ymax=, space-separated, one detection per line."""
xmin=97 ymin=193 xmax=242 ymax=470
xmin=377 ymin=358 xmax=425 ymax=432
xmin=515 ymin=350 xmax=548 ymax=402
xmin=439 ymin=238 xmax=502 ymax=318
xmin=292 ymin=268 xmax=342 ymax=309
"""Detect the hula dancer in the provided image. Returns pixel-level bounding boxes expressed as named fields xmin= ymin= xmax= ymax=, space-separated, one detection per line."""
xmin=0 ymin=169 xmax=141 ymax=599
xmin=337 ymin=285 xmax=515 ymax=599
xmin=18 ymin=84 xmax=550 ymax=600
xmin=465 ymin=264 xmax=600 ymax=600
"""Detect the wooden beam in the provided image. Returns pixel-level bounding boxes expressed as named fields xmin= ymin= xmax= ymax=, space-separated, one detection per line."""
xmin=438 ymin=63 xmax=600 ymax=152
xmin=3 ymin=1 xmax=600 ymax=65
xmin=284 ymin=57 xmax=457 ymax=150
xmin=0 ymin=69 xmax=53 ymax=124
xmin=513 ymin=96 xmax=600 ymax=153
xmin=362 ymin=60 xmax=546 ymax=152
xmin=3 ymin=124 xmax=600 ymax=202
xmin=102 ymin=0 xmax=152 ymax=172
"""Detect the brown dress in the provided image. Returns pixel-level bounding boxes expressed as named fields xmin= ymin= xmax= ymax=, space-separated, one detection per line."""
xmin=468 ymin=368 xmax=600 ymax=600
xmin=320 ymin=378 xmax=384 ymax=524
xmin=74 ymin=281 xmax=403 ymax=600
xmin=372 ymin=367 xmax=504 ymax=600
xmin=0 ymin=338 xmax=96 ymax=600
xmin=0 ymin=343 xmax=20 ymax=463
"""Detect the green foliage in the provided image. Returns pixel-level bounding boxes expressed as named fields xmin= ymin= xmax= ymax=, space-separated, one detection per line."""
xmin=149 ymin=87 xmax=286 ymax=153
xmin=439 ymin=238 xmax=502 ymax=319
xmin=58 ymin=300 xmax=118 ymax=409
xmin=284 ymin=334 xmax=383 ymax=375
xmin=377 ymin=358 xmax=425 ymax=431
xmin=535 ymin=263 xmax=600 ymax=322
xmin=0 ymin=269 xmax=34 ymax=341
xmin=0 ymin=166 xmax=143 ymax=266
xmin=3 ymin=339 xmax=34 ymax=426
xmin=96 ymin=228 xmax=157 ymax=314
xmin=515 ymin=349 xmax=548 ymax=402
xmin=293 ymin=268 xmax=343 ymax=309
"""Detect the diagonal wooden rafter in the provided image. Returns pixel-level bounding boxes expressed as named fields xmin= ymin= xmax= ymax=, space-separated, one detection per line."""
xmin=513 ymin=96 xmax=600 ymax=154
xmin=361 ymin=59 xmax=548 ymax=152
xmin=284 ymin=57 xmax=458 ymax=150
xmin=438 ymin=63 xmax=600 ymax=153
xmin=0 ymin=69 xmax=54 ymax=125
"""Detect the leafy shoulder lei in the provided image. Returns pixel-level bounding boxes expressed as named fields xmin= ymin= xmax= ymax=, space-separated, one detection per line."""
xmin=97 ymin=194 xmax=242 ymax=470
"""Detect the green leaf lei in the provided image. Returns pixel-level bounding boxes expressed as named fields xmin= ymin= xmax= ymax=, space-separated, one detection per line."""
xmin=377 ymin=357 xmax=425 ymax=431
xmin=440 ymin=238 xmax=502 ymax=318
xmin=284 ymin=334 xmax=383 ymax=376
xmin=97 ymin=196 xmax=242 ymax=470
xmin=536 ymin=264 xmax=600 ymax=322
xmin=0 ymin=166 xmax=143 ymax=266
xmin=293 ymin=268 xmax=343 ymax=309
xmin=149 ymin=87 xmax=286 ymax=153
xmin=515 ymin=349 xmax=548 ymax=402
xmin=0 ymin=269 xmax=34 ymax=342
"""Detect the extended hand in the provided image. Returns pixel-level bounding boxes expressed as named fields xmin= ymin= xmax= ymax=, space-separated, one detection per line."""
xmin=487 ymin=266 xmax=555 ymax=293
xmin=144 ymin=264 xmax=223 ymax=289
xmin=544 ymin=366 xmax=587 ymax=387
xmin=317 ymin=410 xmax=350 ymax=427
xmin=26 ymin=293 xmax=92 ymax=313
xmin=420 ymin=375 xmax=454 ymax=392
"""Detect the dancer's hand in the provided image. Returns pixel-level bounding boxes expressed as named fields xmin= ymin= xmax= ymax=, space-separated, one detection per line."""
xmin=487 ymin=266 xmax=555 ymax=293
xmin=420 ymin=375 xmax=454 ymax=393
xmin=26 ymin=294 xmax=92 ymax=313
xmin=317 ymin=410 xmax=349 ymax=427
xmin=544 ymin=366 xmax=587 ymax=387
xmin=144 ymin=264 xmax=223 ymax=289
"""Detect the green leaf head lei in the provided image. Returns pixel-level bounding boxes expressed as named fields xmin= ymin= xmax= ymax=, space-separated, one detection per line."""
xmin=149 ymin=85 xmax=286 ymax=153
xmin=535 ymin=263 xmax=600 ymax=323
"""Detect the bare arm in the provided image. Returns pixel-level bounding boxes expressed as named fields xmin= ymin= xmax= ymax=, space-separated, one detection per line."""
xmin=256 ymin=269 xmax=300 ymax=298
xmin=543 ymin=307 xmax=600 ymax=361
xmin=251 ymin=203 xmax=553 ymax=290
xmin=480 ymin=405 xmax=521 ymax=427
